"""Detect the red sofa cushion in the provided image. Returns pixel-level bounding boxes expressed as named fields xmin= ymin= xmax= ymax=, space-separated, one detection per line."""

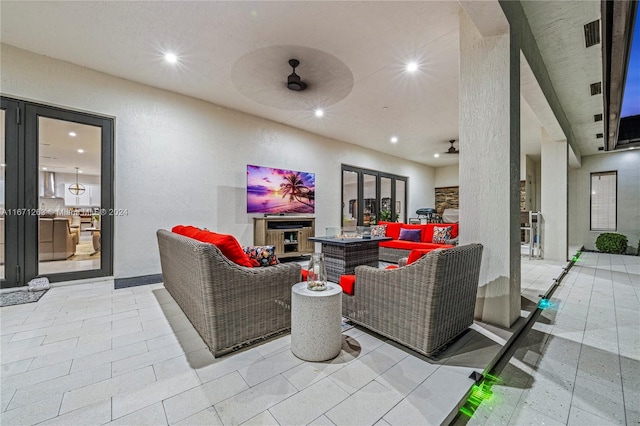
xmin=194 ymin=230 xmax=257 ymax=267
xmin=175 ymin=225 xmax=201 ymax=239
xmin=339 ymin=275 xmax=356 ymax=295
xmin=172 ymin=225 xmax=256 ymax=267
xmin=301 ymin=268 xmax=308 ymax=281
xmin=379 ymin=221 xmax=402 ymax=240
xmin=379 ymin=240 xmax=450 ymax=250
xmin=406 ymin=247 xmax=453 ymax=264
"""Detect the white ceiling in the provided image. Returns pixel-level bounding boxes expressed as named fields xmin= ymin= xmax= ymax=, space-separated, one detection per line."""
xmin=0 ymin=1 xmax=602 ymax=168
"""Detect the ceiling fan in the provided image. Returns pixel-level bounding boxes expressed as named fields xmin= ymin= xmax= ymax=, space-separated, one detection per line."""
xmin=445 ymin=139 xmax=459 ymax=154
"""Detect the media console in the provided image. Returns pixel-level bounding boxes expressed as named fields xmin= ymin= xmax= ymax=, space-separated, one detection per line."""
xmin=253 ymin=217 xmax=315 ymax=259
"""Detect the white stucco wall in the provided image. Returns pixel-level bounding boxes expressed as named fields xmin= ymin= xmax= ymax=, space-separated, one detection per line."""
xmin=569 ymin=150 xmax=640 ymax=253
xmin=434 ymin=165 xmax=459 ymax=188
xmin=1 ymin=43 xmax=435 ymax=278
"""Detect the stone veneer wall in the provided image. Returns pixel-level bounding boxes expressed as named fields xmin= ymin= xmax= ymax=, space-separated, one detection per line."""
xmin=435 ymin=181 xmax=526 ymax=215
xmin=434 ymin=187 xmax=459 ymax=214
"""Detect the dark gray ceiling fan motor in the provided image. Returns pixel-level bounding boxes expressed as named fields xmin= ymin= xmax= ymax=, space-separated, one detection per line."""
xmin=287 ymin=59 xmax=307 ymax=91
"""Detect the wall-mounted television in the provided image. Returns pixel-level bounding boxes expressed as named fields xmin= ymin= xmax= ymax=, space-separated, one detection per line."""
xmin=247 ymin=164 xmax=315 ymax=214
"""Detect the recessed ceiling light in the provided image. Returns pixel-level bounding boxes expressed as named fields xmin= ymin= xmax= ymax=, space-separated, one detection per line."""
xmin=406 ymin=62 xmax=418 ymax=72
xmin=42 ymin=167 xmax=47 ymax=170
xmin=164 ymin=53 xmax=178 ymax=64
xmin=77 ymin=149 xmax=84 ymax=153
xmin=434 ymin=153 xmax=440 ymax=158
xmin=390 ymin=136 xmax=398 ymax=143
xmin=314 ymin=108 xmax=324 ymax=118
xmin=68 ymin=131 xmax=77 ymax=137
xmin=78 ymin=170 xmax=83 ymax=173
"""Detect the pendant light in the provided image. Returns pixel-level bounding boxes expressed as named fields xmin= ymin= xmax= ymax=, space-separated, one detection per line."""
xmin=68 ymin=167 xmax=86 ymax=196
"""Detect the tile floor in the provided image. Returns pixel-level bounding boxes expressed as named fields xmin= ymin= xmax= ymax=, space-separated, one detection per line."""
xmin=465 ymin=251 xmax=640 ymax=426
xmin=0 ymin=255 xmax=581 ymax=426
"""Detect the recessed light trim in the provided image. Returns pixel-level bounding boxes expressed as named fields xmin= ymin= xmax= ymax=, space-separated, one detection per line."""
xmin=390 ymin=136 xmax=398 ymax=143
xmin=434 ymin=153 xmax=440 ymax=158
xmin=77 ymin=149 xmax=84 ymax=153
xmin=68 ymin=131 xmax=77 ymax=137
xmin=314 ymin=108 xmax=324 ymax=117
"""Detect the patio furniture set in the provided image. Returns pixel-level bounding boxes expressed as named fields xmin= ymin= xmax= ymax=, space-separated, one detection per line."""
xmin=157 ymin=224 xmax=483 ymax=360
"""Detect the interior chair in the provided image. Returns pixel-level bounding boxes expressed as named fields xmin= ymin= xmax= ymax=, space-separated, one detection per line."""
xmin=68 ymin=214 xmax=82 ymax=244
xmin=342 ymin=243 xmax=483 ymax=356
xmin=39 ymin=218 xmax=77 ymax=261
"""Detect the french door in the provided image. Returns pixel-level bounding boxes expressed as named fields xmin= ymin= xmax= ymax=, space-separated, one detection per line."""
xmin=1 ymin=97 xmax=114 ymax=288
xmin=341 ymin=165 xmax=407 ymax=226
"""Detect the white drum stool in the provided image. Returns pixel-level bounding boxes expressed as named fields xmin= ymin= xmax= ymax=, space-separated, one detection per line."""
xmin=291 ymin=282 xmax=342 ymax=361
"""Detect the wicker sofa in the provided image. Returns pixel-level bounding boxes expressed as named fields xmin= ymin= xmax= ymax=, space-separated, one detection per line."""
xmin=377 ymin=221 xmax=458 ymax=263
xmin=342 ymin=243 xmax=483 ymax=356
xmin=157 ymin=229 xmax=301 ymax=357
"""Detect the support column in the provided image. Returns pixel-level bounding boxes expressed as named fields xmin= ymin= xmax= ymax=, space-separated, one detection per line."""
xmin=459 ymin=11 xmax=521 ymax=328
xmin=541 ymin=129 xmax=568 ymax=261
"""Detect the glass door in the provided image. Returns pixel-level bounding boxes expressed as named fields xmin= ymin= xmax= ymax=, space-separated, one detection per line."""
xmin=35 ymin=117 xmax=102 ymax=275
xmin=342 ymin=169 xmax=358 ymax=230
xmin=1 ymin=108 xmax=6 ymax=283
xmin=0 ymin=97 xmax=114 ymax=289
xmin=1 ymin=99 xmax=20 ymax=287
xmin=363 ymin=173 xmax=377 ymax=225
xmin=341 ymin=165 xmax=408 ymax=226
xmin=24 ymin=104 xmax=113 ymax=284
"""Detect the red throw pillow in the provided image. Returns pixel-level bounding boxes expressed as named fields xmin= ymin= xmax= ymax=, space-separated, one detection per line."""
xmin=385 ymin=265 xmax=399 ymax=270
xmin=194 ymin=230 xmax=256 ymax=268
xmin=339 ymin=275 xmax=356 ymax=295
xmin=171 ymin=225 xmax=185 ymax=234
xmin=407 ymin=249 xmax=431 ymax=265
xmin=182 ymin=226 xmax=201 ymax=239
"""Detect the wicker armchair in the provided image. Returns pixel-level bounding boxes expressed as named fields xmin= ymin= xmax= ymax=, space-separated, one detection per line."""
xmin=343 ymin=243 xmax=483 ymax=356
xmin=157 ymin=229 xmax=301 ymax=357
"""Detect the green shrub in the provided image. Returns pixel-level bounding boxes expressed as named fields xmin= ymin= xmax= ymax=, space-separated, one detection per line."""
xmin=595 ymin=233 xmax=628 ymax=254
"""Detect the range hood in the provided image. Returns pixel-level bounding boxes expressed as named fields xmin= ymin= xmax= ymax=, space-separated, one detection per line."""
xmin=42 ymin=171 xmax=64 ymax=199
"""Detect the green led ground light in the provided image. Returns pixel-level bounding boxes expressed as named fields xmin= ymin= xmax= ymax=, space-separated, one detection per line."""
xmin=460 ymin=374 xmax=500 ymax=417
xmin=572 ymin=250 xmax=582 ymax=263
xmin=538 ymin=298 xmax=552 ymax=309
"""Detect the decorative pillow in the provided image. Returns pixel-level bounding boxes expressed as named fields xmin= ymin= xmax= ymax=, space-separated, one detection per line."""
xmin=339 ymin=275 xmax=356 ymax=295
xmin=244 ymin=245 xmax=279 ymax=267
xmin=398 ymin=228 xmax=422 ymax=242
xmin=371 ymin=224 xmax=387 ymax=237
xmin=407 ymin=249 xmax=428 ymax=265
xmin=192 ymin=229 xmax=257 ymax=268
xmin=433 ymin=226 xmax=453 ymax=244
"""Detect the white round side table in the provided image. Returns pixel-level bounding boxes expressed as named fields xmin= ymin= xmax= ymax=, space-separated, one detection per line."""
xmin=291 ymin=282 xmax=342 ymax=362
